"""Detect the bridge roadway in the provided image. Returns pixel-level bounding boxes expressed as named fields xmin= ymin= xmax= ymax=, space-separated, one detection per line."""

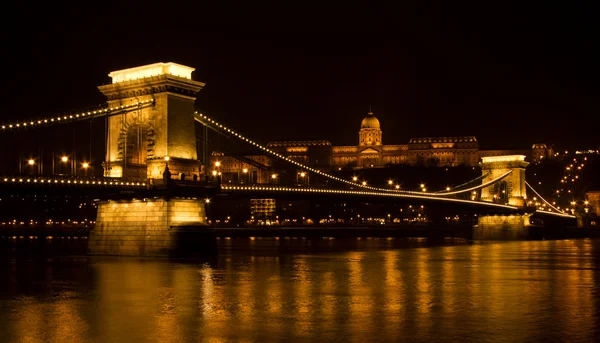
xmin=0 ymin=175 xmax=575 ymax=219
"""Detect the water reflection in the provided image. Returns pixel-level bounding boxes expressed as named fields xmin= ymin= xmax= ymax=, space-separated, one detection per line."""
xmin=0 ymin=239 xmax=599 ymax=342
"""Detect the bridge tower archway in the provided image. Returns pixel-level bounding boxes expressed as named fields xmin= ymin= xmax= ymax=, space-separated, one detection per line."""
xmin=98 ymin=62 xmax=205 ymax=180
xmin=479 ymin=155 xmax=529 ymax=207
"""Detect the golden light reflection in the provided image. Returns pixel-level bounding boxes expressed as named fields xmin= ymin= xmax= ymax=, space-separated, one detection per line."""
xmin=383 ymin=250 xmax=404 ymax=329
xmin=12 ymin=296 xmax=44 ymax=342
xmin=441 ymin=246 xmax=457 ymax=312
xmin=3 ymin=240 xmax=598 ymax=342
xmin=292 ymin=257 xmax=314 ymax=337
xmin=415 ymin=248 xmax=432 ymax=315
xmin=346 ymin=251 xmax=375 ymax=342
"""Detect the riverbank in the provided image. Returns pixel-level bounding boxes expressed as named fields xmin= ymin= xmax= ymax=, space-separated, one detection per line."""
xmin=2 ymin=224 xmax=599 ymax=241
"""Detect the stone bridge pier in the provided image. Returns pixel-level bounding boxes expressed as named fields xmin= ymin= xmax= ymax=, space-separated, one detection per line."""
xmin=90 ymin=62 xmax=213 ymax=256
xmin=475 ymin=155 xmax=532 ymax=239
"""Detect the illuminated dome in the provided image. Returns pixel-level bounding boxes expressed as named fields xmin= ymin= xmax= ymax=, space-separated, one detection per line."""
xmin=360 ymin=111 xmax=380 ymax=129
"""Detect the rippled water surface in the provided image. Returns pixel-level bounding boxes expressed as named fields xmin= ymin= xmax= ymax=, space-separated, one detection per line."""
xmin=1 ymin=238 xmax=599 ymax=342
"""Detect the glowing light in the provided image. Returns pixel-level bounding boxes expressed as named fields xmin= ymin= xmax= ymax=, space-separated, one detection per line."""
xmin=27 ymin=159 xmax=34 ymax=165
xmin=109 ymin=62 xmax=194 ymax=83
xmin=194 ymin=112 xmax=512 ymax=197
xmin=300 ymin=172 xmax=306 ymax=177
xmin=61 ymin=156 xmax=68 ymax=162
xmin=215 ymin=161 xmax=221 ymax=167
xmin=242 ymin=168 xmax=248 ymax=173
xmin=82 ymin=162 xmax=89 ymax=169
xmin=481 ymin=155 xmax=526 ymax=163
xmin=388 ymin=180 xmax=394 ymax=185
xmin=212 ymin=170 xmax=218 ymax=176
xmin=164 ymin=156 xmax=170 ymax=161
xmin=271 ymin=174 xmax=278 ymax=179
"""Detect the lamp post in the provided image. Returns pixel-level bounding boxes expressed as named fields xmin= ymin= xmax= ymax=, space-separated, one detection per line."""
xmin=271 ymin=173 xmax=278 ymax=185
xmin=242 ymin=168 xmax=248 ymax=184
xmin=61 ymin=156 xmax=69 ymax=176
xmin=297 ymin=171 xmax=306 ymax=186
xmin=82 ymin=162 xmax=89 ymax=177
xmin=28 ymin=159 xmax=35 ymax=175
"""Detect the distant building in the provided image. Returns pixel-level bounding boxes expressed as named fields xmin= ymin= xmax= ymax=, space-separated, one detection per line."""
xmin=587 ymin=191 xmax=600 ymax=216
xmin=209 ymin=109 xmax=553 ymax=176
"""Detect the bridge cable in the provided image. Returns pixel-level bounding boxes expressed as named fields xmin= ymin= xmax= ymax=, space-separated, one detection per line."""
xmin=0 ymin=100 xmax=154 ymax=134
xmin=434 ymin=172 xmax=491 ymax=193
xmin=220 ymin=185 xmax=520 ymax=210
xmin=194 ymin=112 xmax=512 ymax=197
xmin=525 ymin=181 xmax=564 ymax=214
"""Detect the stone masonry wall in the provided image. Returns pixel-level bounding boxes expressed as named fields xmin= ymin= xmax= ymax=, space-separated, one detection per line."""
xmin=88 ymin=198 xmax=206 ymax=256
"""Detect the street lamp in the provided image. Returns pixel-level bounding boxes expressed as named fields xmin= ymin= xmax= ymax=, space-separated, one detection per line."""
xmin=395 ymin=184 xmax=400 ymax=190
xmin=352 ymin=176 xmax=358 ymax=182
xmin=82 ymin=162 xmax=89 ymax=177
xmin=362 ymin=181 xmax=367 ymax=186
xmin=27 ymin=159 xmax=35 ymax=175
xmin=215 ymin=161 xmax=221 ymax=167
xmin=388 ymin=180 xmax=393 ymax=188
xmin=60 ymin=156 xmax=69 ymax=175
xmin=242 ymin=167 xmax=248 ymax=184
xmin=297 ymin=171 xmax=306 ymax=186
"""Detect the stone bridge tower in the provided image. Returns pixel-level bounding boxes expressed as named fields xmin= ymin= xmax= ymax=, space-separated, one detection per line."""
xmin=479 ymin=155 xmax=529 ymax=207
xmin=98 ymin=62 xmax=205 ymax=180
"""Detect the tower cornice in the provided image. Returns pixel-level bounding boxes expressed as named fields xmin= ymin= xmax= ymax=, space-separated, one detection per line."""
xmin=98 ymin=74 xmax=205 ymax=101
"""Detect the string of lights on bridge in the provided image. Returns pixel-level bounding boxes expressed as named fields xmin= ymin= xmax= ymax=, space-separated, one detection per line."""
xmin=557 ymin=155 xmax=591 ymax=214
xmin=194 ymin=112 xmax=513 ymax=198
xmin=0 ymin=99 xmax=155 ymax=131
xmin=220 ymin=185 xmax=520 ymax=210
xmin=433 ymin=172 xmax=490 ymax=193
xmin=0 ymin=177 xmax=146 ymax=187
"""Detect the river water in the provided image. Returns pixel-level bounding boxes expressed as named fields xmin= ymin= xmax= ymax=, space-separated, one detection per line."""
xmin=1 ymin=238 xmax=599 ymax=342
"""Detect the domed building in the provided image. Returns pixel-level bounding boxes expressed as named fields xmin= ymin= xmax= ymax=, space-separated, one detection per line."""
xmin=359 ymin=110 xmax=382 ymax=145
xmin=332 ymin=109 xmax=407 ymax=168
xmin=209 ymin=108 xmax=553 ymax=183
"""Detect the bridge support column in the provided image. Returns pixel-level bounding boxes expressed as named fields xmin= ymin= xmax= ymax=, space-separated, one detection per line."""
xmin=480 ymin=155 xmax=529 ymax=207
xmin=474 ymin=214 xmax=533 ymax=240
xmin=98 ymin=62 xmax=205 ymax=181
xmin=88 ymin=198 xmax=214 ymax=256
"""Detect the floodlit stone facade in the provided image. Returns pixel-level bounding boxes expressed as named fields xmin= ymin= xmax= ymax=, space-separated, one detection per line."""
xmin=88 ymin=198 xmax=207 ymax=256
xmin=261 ymin=110 xmax=552 ymax=170
xmin=210 ymin=109 xmax=553 ymax=177
xmin=98 ymin=62 xmax=205 ymax=180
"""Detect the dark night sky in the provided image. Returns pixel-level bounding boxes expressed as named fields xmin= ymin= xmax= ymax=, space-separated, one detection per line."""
xmin=1 ymin=1 xmax=598 ymax=150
